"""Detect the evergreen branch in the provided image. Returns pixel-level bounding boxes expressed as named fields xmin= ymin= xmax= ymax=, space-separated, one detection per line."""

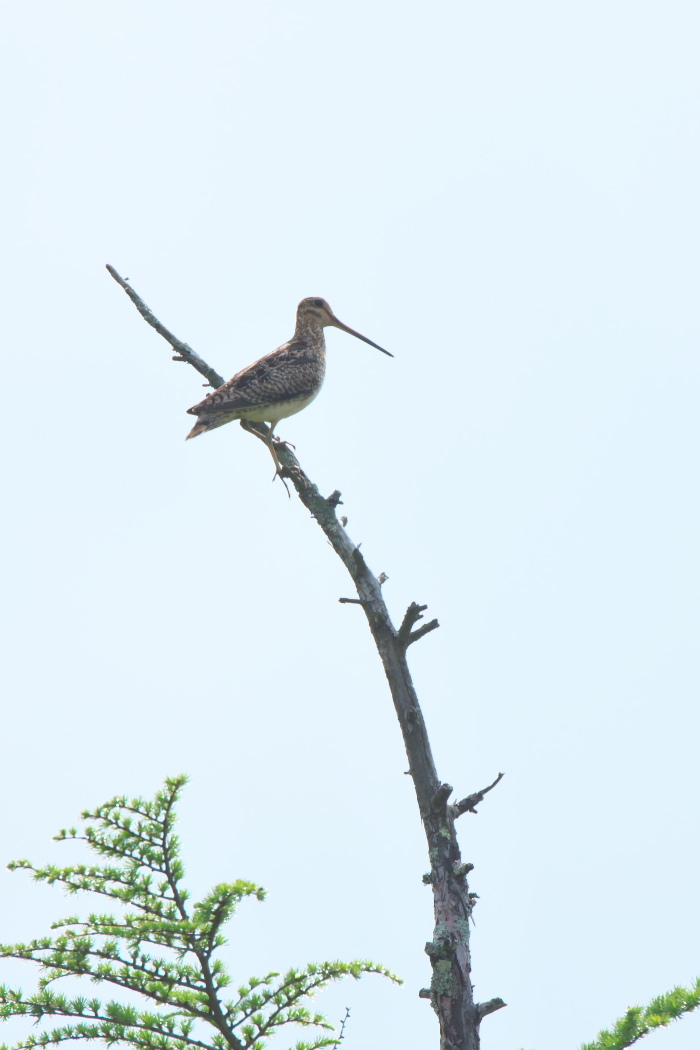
xmin=50 ymin=916 xmax=206 ymax=955
xmin=286 ymin=1039 xmax=343 ymax=1050
xmin=0 ymin=992 xmax=213 ymax=1050
xmin=159 ymin=787 xmax=188 ymax=926
xmin=63 ymin=835 xmax=174 ymax=882
xmin=191 ymin=884 xmax=265 ymax=953
xmin=221 ymin=975 xmax=279 ymax=1022
xmin=53 ymin=785 xmax=189 ymax=911
xmin=51 ymin=887 xmax=260 ymax=960
xmin=226 ymin=962 xmax=399 ymax=1040
xmin=198 ymin=896 xmax=235 ymax=959
xmin=0 ymin=1028 xmax=193 ymax=1050
xmin=278 ymin=962 xmax=397 ymax=1032
xmin=8 ymin=862 xmax=181 ymax=916
xmin=0 ymin=946 xmax=211 ymax=1016
xmin=75 ymin=778 xmax=187 ymax=867
xmin=3 ymin=772 xmax=397 ymax=1050
xmin=43 ymin=946 xmax=210 ymax=1006
xmin=580 ymin=978 xmax=700 ymax=1049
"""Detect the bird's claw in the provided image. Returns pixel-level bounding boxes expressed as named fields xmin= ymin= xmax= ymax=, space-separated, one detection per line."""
xmin=272 ymin=468 xmax=291 ymax=498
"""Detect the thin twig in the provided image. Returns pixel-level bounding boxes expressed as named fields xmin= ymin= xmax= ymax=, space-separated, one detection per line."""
xmin=337 ymin=1007 xmax=350 ymax=1042
xmin=106 ymin=265 xmax=225 ymax=390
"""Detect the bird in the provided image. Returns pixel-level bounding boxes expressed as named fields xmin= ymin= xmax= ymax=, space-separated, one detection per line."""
xmin=185 ymin=297 xmax=392 ymax=472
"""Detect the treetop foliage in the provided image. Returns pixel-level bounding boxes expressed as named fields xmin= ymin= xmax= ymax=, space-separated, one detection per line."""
xmin=0 ymin=776 xmax=399 ymax=1050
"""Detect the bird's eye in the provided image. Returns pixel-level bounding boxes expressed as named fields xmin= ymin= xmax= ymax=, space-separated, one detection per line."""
xmin=313 ymin=299 xmax=324 ymax=308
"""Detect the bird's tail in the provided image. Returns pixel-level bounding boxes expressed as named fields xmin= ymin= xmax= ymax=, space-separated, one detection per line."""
xmin=185 ymin=419 xmax=210 ymax=440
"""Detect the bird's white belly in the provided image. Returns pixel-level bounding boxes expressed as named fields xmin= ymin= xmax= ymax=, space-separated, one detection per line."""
xmin=239 ymin=386 xmax=322 ymax=424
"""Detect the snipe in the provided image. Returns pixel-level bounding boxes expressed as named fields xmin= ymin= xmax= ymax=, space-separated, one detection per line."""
xmin=186 ymin=297 xmax=391 ymax=472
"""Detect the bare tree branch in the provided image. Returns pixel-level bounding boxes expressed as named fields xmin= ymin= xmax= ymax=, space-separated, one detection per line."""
xmin=406 ymin=619 xmax=440 ymax=646
xmin=476 ymin=998 xmax=506 ymax=1019
xmin=450 ymin=773 xmax=505 ymax=820
xmin=108 ymin=268 xmax=506 ymax=1050
xmin=430 ymin=783 xmax=454 ymax=812
xmin=398 ymin=601 xmax=440 ymax=648
xmin=398 ymin=601 xmax=427 ymax=640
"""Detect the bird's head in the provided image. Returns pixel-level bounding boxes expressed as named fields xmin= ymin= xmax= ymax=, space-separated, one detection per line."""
xmin=297 ymin=297 xmax=336 ymax=327
xmin=296 ymin=297 xmax=393 ymax=356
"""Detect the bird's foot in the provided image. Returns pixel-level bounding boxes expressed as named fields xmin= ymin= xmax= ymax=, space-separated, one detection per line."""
xmin=273 ymin=437 xmax=296 ymax=452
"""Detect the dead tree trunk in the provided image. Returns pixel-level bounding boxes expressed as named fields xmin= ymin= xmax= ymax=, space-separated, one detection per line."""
xmin=271 ymin=466 xmax=506 ymax=1050
xmin=108 ymin=265 xmax=506 ymax=1050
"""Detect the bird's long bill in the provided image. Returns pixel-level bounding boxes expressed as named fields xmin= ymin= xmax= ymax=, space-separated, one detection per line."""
xmin=332 ymin=316 xmax=393 ymax=356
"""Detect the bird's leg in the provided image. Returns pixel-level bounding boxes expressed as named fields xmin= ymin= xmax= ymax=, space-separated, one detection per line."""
xmin=265 ymin=424 xmax=282 ymax=475
xmin=267 ymin=429 xmax=297 ymax=496
xmin=240 ymin=420 xmax=290 ymax=496
xmin=240 ymin=418 xmax=271 ymax=450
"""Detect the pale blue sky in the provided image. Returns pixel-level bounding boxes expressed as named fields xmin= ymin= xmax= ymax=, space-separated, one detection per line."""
xmin=1 ymin=2 xmax=699 ymax=1049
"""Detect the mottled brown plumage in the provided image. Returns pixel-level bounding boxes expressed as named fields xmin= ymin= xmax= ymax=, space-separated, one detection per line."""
xmin=185 ymin=297 xmax=391 ymax=468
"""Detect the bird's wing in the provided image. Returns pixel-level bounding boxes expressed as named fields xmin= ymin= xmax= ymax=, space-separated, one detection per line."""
xmin=187 ymin=339 xmax=318 ymax=417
